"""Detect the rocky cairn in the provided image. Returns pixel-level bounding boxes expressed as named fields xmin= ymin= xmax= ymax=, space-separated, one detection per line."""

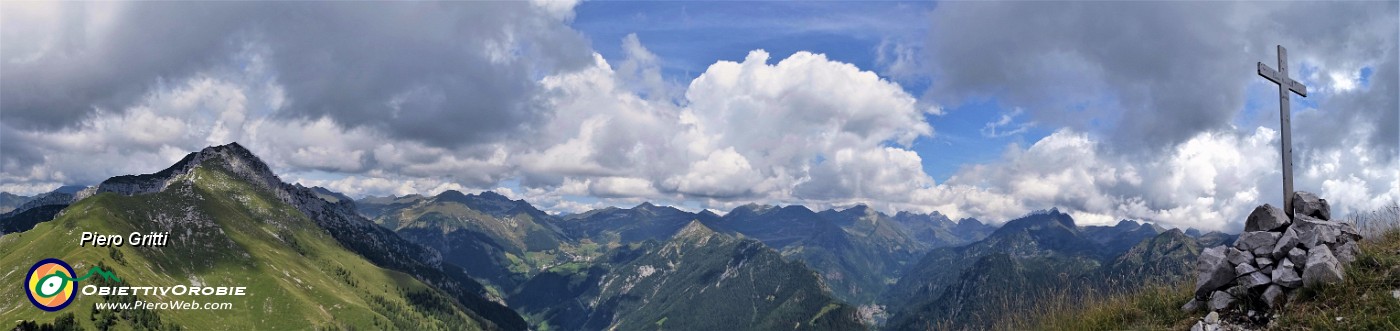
xmin=1184 ymin=191 xmax=1361 ymax=316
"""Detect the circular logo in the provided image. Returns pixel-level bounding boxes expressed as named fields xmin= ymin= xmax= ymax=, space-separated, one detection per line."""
xmin=25 ymin=258 xmax=76 ymax=312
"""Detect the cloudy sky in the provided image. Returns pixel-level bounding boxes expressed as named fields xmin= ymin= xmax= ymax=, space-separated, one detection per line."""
xmin=1 ymin=1 xmax=1396 ymax=231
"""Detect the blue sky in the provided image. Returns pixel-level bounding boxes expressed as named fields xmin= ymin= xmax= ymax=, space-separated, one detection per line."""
xmin=570 ymin=1 xmax=1049 ymax=183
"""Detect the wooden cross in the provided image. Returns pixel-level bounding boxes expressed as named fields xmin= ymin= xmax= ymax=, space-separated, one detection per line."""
xmin=1257 ymin=45 xmax=1308 ymax=217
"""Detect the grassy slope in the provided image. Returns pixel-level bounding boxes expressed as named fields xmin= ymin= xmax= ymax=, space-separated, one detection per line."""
xmin=0 ymin=166 xmax=483 ymax=330
xmin=379 ymin=198 xmax=601 ymax=292
xmin=1003 ymin=227 xmax=1400 ymax=330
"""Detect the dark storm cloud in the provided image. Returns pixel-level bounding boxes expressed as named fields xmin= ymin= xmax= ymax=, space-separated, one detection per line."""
xmin=1 ymin=2 xmax=240 ymax=130
xmin=1 ymin=1 xmax=593 ymax=148
xmin=1294 ymin=47 xmax=1400 ymax=161
xmin=922 ymin=1 xmax=1398 ymax=153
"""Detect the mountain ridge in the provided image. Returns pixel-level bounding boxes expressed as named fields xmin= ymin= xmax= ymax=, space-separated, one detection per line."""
xmin=1 ymin=142 xmax=527 ymax=330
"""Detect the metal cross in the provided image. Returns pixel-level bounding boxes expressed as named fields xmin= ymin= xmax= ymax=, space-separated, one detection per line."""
xmin=1257 ymin=45 xmax=1308 ymax=217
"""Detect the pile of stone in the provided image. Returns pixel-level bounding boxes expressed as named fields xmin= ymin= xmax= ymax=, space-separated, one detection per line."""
xmin=1184 ymin=191 xmax=1362 ymax=313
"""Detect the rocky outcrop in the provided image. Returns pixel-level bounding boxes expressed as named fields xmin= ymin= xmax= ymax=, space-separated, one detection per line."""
xmin=1245 ymin=204 xmax=1291 ymax=232
xmin=0 ymin=186 xmax=84 ymax=218
xmin=1186 ymin=191 xmax=1361 ymax=314
xmin=1194 ymin=246 xmax=1235 ymax=298
xmin=1291 ymin=191 xmax=1330 ymax=220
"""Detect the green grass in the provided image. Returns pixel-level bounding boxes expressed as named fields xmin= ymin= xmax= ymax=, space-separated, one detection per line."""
xmin=994 ymin=280 xmax=1197 ymax=330
xmin=1 ymin=166 xmax=483 ymax=330
xmin=1272 ymin=228 xmax=1400 ymax=329
xmin=1005 ymin=204 xmax=1400 ymax=330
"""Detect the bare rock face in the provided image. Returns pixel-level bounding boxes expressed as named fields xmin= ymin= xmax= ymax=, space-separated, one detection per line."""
xmin=1195 ymin=246 xmax=1236 ymax=298
xmin=1302 ymin=245 xmax=1344 ymax=287
xmin=1246 ymin=204 xmax=1291 ymax=232
xmin=1291 ymin=191 xmax=1330 ymax=220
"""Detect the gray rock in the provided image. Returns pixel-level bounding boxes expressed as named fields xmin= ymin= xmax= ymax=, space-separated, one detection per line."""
xmin=1235 ymin=231 xmax=1282 ymax=256
xmin=1335 ymin=240 xmax=1359 ymax=264
xmin=1246 ymin=203 xmax=1292 ymax=232
xmin=1182 ymin=299 xmax=1203 ymax=313
xmin=1303 ymin=245 xmax=1344 ymax=286
xmin=1297 ymin=226 xmax=1320 ymax=249
xmin=1209 ymin=290 xmax=1236 ymax=311
xmin=1263 ymin=284 xmax=1286 ymax=307
xmin=1339 ymin=222 xmax=1362 ymax=242
xmin=1227 ymin=247 xmax=1254 ymax=267
xmin=1205 ymin=311 xmax=1220 ymax=324
xmin=1280 ymin=257 xmax=1295 ymax=270
xmin=1289 ymin=247 xmax=1307 ymax=266
xmin=1272 ymin=227 xmax=1301 ymax=259
xmin=1272 ymin=265 xmax=1303 ymax=288
xmin=1242 ymin=271 xmax=1272 ymax=288
xmin=1261 ymin=265 xmax=1274 ymax=276
xmin=1295 ymin=215 xmax=1342 ymax=247
xmin=1235 ymin=262 xmax=1259 ymax=277
xmin=1292 ymin=191 xmax=1330 ymax=220
xmin=1195 ymin=246 xmax=1236 ymax=298
xmin=1191 ymin=321 xmax=1205 ymax=331
xmin=1256 ymin=256 xmax=1274 ymax=266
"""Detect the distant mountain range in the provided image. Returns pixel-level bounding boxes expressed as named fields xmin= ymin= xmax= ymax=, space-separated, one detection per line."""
xmin=510 ymin=221 xmax=865 ymax=330
xmin=0 ymin=191 xmax=32 ymax=213
xmin=884 ymin=209 xmax=1230 ymax=329
xmin=359 ymin=189 xmax=996 ymax=306
xmin=2 ymin=142 xmax=1238 ymax=330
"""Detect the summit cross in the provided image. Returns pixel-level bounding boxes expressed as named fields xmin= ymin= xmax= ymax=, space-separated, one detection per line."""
xmin=1257 ymin=45 xmax=1308 ymax=217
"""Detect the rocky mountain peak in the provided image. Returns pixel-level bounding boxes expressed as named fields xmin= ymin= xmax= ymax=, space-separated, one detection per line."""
xmin=51 ymin=185 xmax=86 ymax=194
xmin=674 ymin=219 xmax=718 ymax=240
xmin=698 ymin=209 xmax=722 ymax=218
xmin=476 ymin=190 xmax=512 ymax=201
xmin=957 ymin=218 xmax=983 ymax=226
xmin=730 ymin=203 xmax=775 ymax=216
xmin=80 ymin=142 xmax=282 ymax=200
xmin=999 ymin=210 xmax=1077 ymax=234
xmin=436 ymin=189 xmax=469 ymax=201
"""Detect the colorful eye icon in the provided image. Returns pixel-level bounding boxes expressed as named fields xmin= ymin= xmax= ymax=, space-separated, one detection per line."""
xmin=25 ymin=258 xmax=76 ymax=312
xmin=35 ymin=271 xmax=70 ymax=298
